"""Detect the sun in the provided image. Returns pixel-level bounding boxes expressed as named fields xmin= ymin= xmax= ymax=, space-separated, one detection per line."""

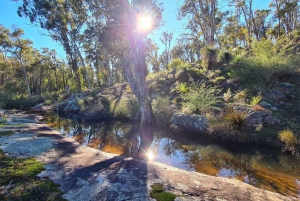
xmin=137 ymin=15 xmax=152 ymax=31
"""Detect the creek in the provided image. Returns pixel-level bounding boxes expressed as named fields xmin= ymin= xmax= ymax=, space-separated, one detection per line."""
xmin=40 ymin=110 xmax=300 ymax=198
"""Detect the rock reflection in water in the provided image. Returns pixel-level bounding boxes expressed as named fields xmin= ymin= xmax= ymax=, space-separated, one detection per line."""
xmin=42 ymin=111 xmax=300 ymax=197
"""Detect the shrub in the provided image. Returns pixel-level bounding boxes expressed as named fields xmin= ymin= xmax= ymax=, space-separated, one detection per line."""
xmin=250 ymin=94 xmax=262 ymax=106
xmin=178 ymin=82 xmax=188 ymax=93
xmin=223 ymin=107 xmax=247 ymax=130
xmin=4 ymin=95 xmax=44 ymax=110
xmin=110 ymin=95 xmax=138 ymax=119
xmin=201 ymin=46 xmax=218 ymax=70
xmin=152 ymin=96 xmax=172 ymax=125
xmin=44 ymin=99 xmax=53 ymax=105
xmin=181 ymin=81 xmax=221 ymax=114
xmin=0 ymin=92 xmax=11 ymax=108
xmin=279 ymin=129 xmax=298 ymax=147
xmin=223 ymin=88 xmax=233 ymax=102
xmin=90 ymin=90 xmax=96 ymax=99
xmin=230 ymin=39 xmax=300 ymax=89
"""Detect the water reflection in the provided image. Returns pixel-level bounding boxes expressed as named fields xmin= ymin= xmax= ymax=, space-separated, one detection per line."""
xmin=42 ymin=111 xmax=300 ymax=197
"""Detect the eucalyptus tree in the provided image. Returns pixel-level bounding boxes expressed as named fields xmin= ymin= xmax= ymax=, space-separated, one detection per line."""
xmin=229 ymin=0 xmax=254 ymax=48
xmin=0 ymin=26 xmax=32 ymax=97
xmin=159 ymin=31 xmax=174 ymax=66
xmin=179 ymin=0 xmax=218 ymax=46
xmin=17 ymin=0 xmax=92 ymax=92
xmin=94 ymin=0 xmax=163 ymax=126
xmin=269 ymin=0 xmax=299 ymax=36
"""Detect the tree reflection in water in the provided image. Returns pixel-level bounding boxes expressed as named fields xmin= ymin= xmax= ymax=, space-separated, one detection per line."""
xmin=42 ymin=111 xmax=300 ymax=197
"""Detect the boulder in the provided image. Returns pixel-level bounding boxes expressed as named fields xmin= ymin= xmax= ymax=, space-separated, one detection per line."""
xmin=57 ymin=102 xmax=68 ymax=113
xmin=0 ymin=109 xmax=6 ymax=117
xmin=78 ymin=102 xmax=109 ymax=120
xmin=221 ymin=78 xmax=240 ymax=91
xmin=264 ymin=116 xmax=280 ymax=124
xmin=260 ymin=101 xmax=277 ymax=111
xmin=245 ymin=111 xmax=280 ymax=126
xmin=63 ymin=100 xmax=80 ymax=113
xmin=170 ymin=113 xmax=208 ymax=133
xmin=268 ymin=90 xmax=286 ymax=101
xmin=272 ymin=82 xmax=293 ymax=94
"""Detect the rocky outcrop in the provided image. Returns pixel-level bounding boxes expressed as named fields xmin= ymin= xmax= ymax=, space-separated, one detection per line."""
xmin=0 ymin=114 xmax=296 ymax=201
xmin=78 ymin=101 xmax=109 ymax=120
xmin=170 ymin=113 xmax=208 ymax=133
xmin=63 ymin=100 xmax=80 ymax=114
xmin=268 ymin=89 xmax=286 ymax=101
xmin=245 ymin=111 xmax=280 ymax=126
xmin=272 ymin=82 xmax=294 ymax=94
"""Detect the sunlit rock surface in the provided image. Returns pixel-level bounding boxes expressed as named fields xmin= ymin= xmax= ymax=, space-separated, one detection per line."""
xmin=0 ymin=113 xmax=297 ymax=201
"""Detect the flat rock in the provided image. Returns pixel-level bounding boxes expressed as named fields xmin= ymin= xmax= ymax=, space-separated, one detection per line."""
xmin=0 ymin=114 xmax=297 ymax=201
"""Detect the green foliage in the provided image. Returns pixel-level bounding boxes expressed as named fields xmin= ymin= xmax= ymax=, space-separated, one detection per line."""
xmin=230 ymin=40 xmax=300 ymax=88
xmin=76 ymin=97 xmax=86 ymax=108
xmin=4 ymin=95 xmax=44 ymax=110
xmin=152 ymin=96 xmax=172 ymax=125
xmin=250 ymin=94 xmax=262 ymax=106
xmin=178 ymin=82 xmax=188 ymax=93
xmin=201 ymin=46 xmax=218 ymax=70
xmin=0 ymin=149 xmax=65 ymax=201
xmin=90 ymin=89 xmax=96 ymax=99
xmin=279 ymin=129 xmax=298 ymax=147
xmin=44 ymin=99 xmax=53 ymax=105
xmin=223 ymin=88 xmax=233 ymax=102
xmin=0 ymin=92 xmax=11 ymax=108
xmin=168 ymin=58 xmax=190 ymax=71
xmin=150 ymin=183 xmax=176 ymax=201
xmin=223 ymin=107 xmax=247 ymax=130
xmin=181 ymin=82 xmax=221 ymax=114
xmin=0 ymin=130 xmax=14 ymax=137
xmin=110 ymin=96 xmax=138 ymax=119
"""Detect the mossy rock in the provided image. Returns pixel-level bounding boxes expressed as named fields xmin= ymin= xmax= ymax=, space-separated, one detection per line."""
xmin=150 ymin=183 xmax=176 ymax=201
xmin=0 ymin=149 xmax=65 ymax=201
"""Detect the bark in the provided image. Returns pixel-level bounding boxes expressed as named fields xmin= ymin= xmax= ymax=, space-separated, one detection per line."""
xmin=19 ymin=59 xmax=31 ymax=98
xmin=76 ymin=47 xmax=92 ymax=91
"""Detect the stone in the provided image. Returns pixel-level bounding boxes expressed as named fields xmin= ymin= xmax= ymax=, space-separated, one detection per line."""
xmin=170 ymin=113 xmax=208 ymax=133
xmin=57 ymin=102 xmax=68 ymax=113
xmin=268 ymin=90 xmax=286 ymax=101
xmin=245 ymin=111 xmax=266 ymax=127
xmin=261 ymin=101 xmax=272 ymax=108
xmin=245 ymin=111 xmax=280 ymax=126
xmin=221 ymin=78 xmax=240 ymax=91
xmin=63 ymin=100 xmax=80 ymax=113
xmin=264 ymin=116 xmax=280 ymax=124
xmin=0 ymin=109 xmax=6 ymax=117
xmin=272 ymin=82 xmax=293 ymax=94
xmin=78 ymin=102 xmax=109 ymax=120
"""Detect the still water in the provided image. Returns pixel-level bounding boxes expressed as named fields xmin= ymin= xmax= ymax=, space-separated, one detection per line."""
xmin=42 ymin=111 xmax=300 ymax=197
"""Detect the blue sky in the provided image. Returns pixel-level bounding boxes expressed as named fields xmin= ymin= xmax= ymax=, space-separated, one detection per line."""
xmin=0 ymin=0 xmax=270 ymax=59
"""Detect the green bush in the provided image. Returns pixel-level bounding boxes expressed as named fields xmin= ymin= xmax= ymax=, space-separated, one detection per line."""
xmin=230 ymin=39 xmax=300 ymax=88
xmin=223 ymin=107 xmax=247 ymax=130
xmin=0 ymin=92 xmax=11 ymax=108
xmin=181 ymin=81 xmax=221 ymax=114
xmin=110 ymin=95 xmax=138 ymax=119
xmin=152 ymin=96 xmax=172 ymax=125
xmin=279 ymin=129 xmax=298 ymax=147
xmin=250 ymin=94 xmax=262 ymax=106
xmin=4 ymin=95 xmax=44 ymax=110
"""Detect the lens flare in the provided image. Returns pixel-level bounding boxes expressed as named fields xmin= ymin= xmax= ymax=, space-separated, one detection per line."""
xmin=147 ymin=150 xmax=155 ymax=161
xmin=137 ymin=15 xmax=152 ymax=31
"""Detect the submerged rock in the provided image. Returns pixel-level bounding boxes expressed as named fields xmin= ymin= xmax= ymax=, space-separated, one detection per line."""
xmin=170 ymin=113 xmax=208 ymax=133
